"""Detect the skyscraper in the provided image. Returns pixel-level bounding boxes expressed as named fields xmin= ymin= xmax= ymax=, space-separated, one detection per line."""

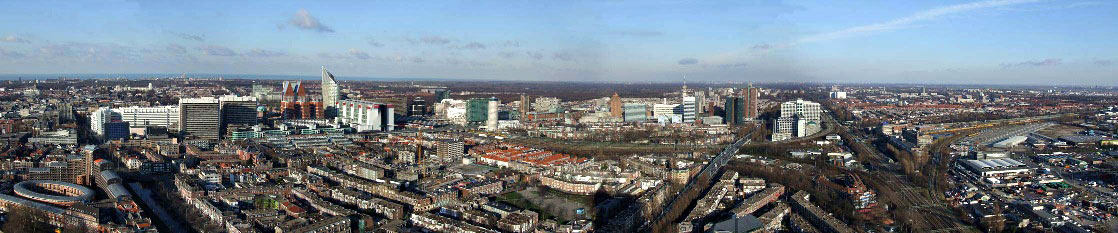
xmin=682 ymin=96 xmax=696 ymax=123
xmin=321 ymin=66 xmax=340 ymax=118
xmin=486 ymin=97 xmax=499 ymax=132
xmin=519 ymin=94 xmax=530 ymax=116
xmin=724 ymin=96 xmax=745 ymax=126
xmin=408 ymin=97 xmax=427 ymax=116
xmin=90 ymin=108 xmax=120 ymax=137
xmin=179 ymin=97 xmax=222 ymax=140
xmin=466 ymin=98 xmax=490 ymax=124
xmin=743 ymin=84 xmax=760 ymax=119
xmin=609 ymin=93 xmax=622 ymax=118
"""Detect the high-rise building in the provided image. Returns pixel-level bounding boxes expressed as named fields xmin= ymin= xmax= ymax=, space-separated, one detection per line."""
xmin=336 ymin=99 xmax=395 ymax=132
xmin=609 ymin=93 xmax=622 ymax=118
xmin=682 ymin=96 xmax=696 ymax=123
xmin=179 ymin=97 xmax=222 ymax=140
xmin=724 ymin=96 xmax=746 ymax=125
xmin=466 ymin=98 xmax=490 ymax=123
xmin=486 ymin=97 xmax=499 ymax=131
xmin=436 ymin=140 xmax=464 ymax=159
xmin=623 ymin=104 xmax=648 ymax=122
xmin=518 ymin=94 xmax=530 ymax=116
xmin=772 ymin=99 xmax=822 ymax=141
xmin=743 ymin=84 xmax=761 ymax=119
xmin=533 ymin=97 xmax=560 ymax=113
xmin=408 ymin=97 xmax=427 ymax=116
xmin=434 ymin=89 xmax=451 ymax=103
xmin=321 ymin=66 xmax=340 ymax=118
xmin=220 ymin=95 xmax=259 ymax=133
xmin=90 ymin=108 xmax=120 ymax=137
xmin=281 ymin=81 xmax=324 ymax=119
xmin=653 ymin=103 xmax=681 ymax=117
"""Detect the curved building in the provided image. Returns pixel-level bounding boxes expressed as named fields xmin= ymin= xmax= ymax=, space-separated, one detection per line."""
xmin=13 ymin=180 xmax=95 ymax=206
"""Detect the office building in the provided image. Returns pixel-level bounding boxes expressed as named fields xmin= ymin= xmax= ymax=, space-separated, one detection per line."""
xmin=533 ymin=97 xmax=560 ymax=113
xmin=609 ymin=93 xmax=622 ymax=118
xmin=220 ymin=95 xmax=259 ymax=133
xmin=90 ymin=108 xmax=120 ymax=137
xmin=179 ymin=97 xmax=222 ymax=140
xmin=486 ymin=97 xmax=499 ymax=131
xmin=829 ymin=91 xmax=848 ymax=99
xmin=682 ymin=96 xmax=696 ymax=123
xmin=408 ymin=97 xmax=427 ymax=116
xmin=623 ymin=103 xmax=648 ymax=122
xmin=434 ymin=89 xmax=451 ymax=103
xmin=281 ymin=81 xmax=324 ymax=119
xmin=337 ymin=99 xmax=395 ymax=132
xmin=116 ymin=106 xmax=179 ymax=130
xmin=743 ymin=84 xmax=760 ymax=119
xmin=519 ymin=94 xmax=530 ymax=116
xmin=724 ymin=96 xmax=746 ymax=126
xmin=321 ymin=66 xmax=341 ymax=118
xmin=466 ymin=98 xmax=490 ymax=124
xmin=773 ymin=99 xmax=822 ymax=141
xmin=653 ymin=103 xmax=681 ymax=117
xmin=103 ymin=121 xmax=130 ymax=140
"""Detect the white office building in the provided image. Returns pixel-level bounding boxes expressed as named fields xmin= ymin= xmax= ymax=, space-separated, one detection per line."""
xmin=682 ymin=96 xmax=696 ymax=123
xmin=337 ymin=99 xmax=395 ymax=132
xmin=117 ymin=106 xmax=180 ymax=130
xmin=90 ymin=108 xmax=120 ymax=137
xmin=773 ymin=99 xmax=822 ymax=141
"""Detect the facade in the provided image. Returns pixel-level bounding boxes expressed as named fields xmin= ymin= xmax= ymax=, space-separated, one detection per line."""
xmin=321 ymin=66 xmax=340 ymax=118
xmin=437 ymin=140 xmax=465 ymax=159
xmin=116 ymin=105 xmax=179 ymax=130
xmin=103 ymin=121 xmax=130 ymax=140
xmin=773 ymin=99 xmax=822 ymax=141
xmin=623 ymin=103 xmax=648 ymax=122
xmin=408 ymin=97 xmax=427 ymax=116
xmin=281 ymin=81 xmax=325 ymax=119
xmin=724 ymin=96 xmax=746 ymax=126
xmin=336 ymin=99 xmax=395 ymax=132
xmin=532 ymin=97 xmax=560 ymax=113
xmin=486 ymin=98 xmax=499 ymax=131
xmin=90 ymin=108 xmax=120 ymax=137
xmin=743 ymin=85 xmax=760 ymax=119
xmin=518 ymin=94 xmax=530 ymax=116
xmin=682 ymin=96 xmax=696 ymax=123
xmin=653 ymin=103 xmax=681 ymax=117
xmin=220 ymin=95 xmax=259 ymax=131
xmin=467 ymin=98 xmax=490 ymax=123
xmin=179 ymin=97 xmax=222 ymax=140
xmin=609 ymin=93 xmax=622 ymax=118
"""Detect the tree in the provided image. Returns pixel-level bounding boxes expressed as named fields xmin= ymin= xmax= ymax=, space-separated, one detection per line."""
xmin=2 ymin=204 xmax=58 ymax=233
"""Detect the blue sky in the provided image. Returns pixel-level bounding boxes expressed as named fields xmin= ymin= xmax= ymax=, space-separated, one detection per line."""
xmin=0 ymin=0 xmax=1115 ymax=85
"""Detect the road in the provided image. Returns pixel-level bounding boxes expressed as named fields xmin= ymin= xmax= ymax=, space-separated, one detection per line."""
xmin=642 ymin=135 xmax=750 ymax=232
xmin=128 ymin=182 xmax=192 ymax=233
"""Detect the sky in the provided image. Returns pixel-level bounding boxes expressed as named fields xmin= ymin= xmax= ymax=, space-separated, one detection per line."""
xmin=0 ymin=0 xmax=1116 ymax=85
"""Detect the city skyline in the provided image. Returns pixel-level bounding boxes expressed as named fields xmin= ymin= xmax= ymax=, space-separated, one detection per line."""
xmin=1 ymin=0 xmax=1116 ymax=85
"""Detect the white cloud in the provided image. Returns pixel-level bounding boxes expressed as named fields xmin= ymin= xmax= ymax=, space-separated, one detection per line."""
xmin=288 ymin=9 xmax=334 ymax=33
